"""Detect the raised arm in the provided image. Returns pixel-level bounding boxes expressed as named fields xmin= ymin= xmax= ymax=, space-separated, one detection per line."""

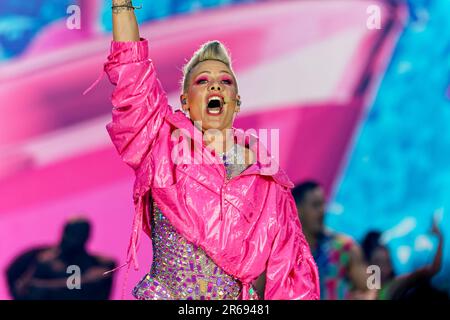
xmin=404 ymin=221 xmax=443 ymax=279
xmin=105 ymin=1 xmax=172 ymax=171
xmin=386 ymin=220 xmax=444 ymax=300
xmin=112 ymin=0 xmax=140 ymax=41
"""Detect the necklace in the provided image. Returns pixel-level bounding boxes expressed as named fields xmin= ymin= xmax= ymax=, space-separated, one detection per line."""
xmin=217 ymin=144 xmax=251 ymax=180
xmin=217 ymin=143 xmax=238 ymax=167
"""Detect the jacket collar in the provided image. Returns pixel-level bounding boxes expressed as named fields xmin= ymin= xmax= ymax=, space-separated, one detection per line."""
xmin=166 ymin=110 xmax=294 ymax=188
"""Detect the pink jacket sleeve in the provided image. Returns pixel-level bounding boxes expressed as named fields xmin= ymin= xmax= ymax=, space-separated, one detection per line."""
xmin=104 ymin=38 xmax=172 ymax=171
xmin=264 ymin=189 xmax=320 ymax=300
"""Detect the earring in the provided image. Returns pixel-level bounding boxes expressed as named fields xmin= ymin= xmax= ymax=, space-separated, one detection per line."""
xmin=237 ymin=100 xmax=241 ymax=106
xmin=182 ymin=98 xmax=187 ymax=105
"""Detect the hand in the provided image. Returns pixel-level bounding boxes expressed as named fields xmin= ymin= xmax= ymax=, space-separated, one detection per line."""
xmin=431 ymin=218 xmax=442 ymax=238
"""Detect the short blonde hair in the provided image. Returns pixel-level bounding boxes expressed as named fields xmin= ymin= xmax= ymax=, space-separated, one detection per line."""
xmin=181 ymin=40 xmax=236 ymax=93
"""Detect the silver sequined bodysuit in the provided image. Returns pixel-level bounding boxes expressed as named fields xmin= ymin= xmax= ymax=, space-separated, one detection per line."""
xmin=132 ymin=144 xmax=259 ymax=300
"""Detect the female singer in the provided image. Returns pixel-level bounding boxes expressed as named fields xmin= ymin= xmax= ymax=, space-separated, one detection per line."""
xmin=106 ymin=0 xmax=319 ymax=300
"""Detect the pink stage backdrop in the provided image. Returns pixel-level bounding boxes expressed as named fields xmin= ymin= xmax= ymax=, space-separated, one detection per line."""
xmin=0 ymin=1 xmax=406 ymax=299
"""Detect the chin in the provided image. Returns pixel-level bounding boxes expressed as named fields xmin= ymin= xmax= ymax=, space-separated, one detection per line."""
xmin=201 ymin=116 xmax=228 ymax=129
xmin=203 ymin=122 xmax=225 ymax=131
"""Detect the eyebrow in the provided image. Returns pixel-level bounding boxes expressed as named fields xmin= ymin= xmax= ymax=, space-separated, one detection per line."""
xmin=195 ymin=70 xmax=233 ymax=76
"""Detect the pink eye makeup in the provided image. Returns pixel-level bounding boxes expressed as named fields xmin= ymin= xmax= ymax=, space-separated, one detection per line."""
xmin=195 ymin=77 xmax=209 ymax=85
xmin=193 ymin=75 xmax=234 ymax=86
xmin=221 ymin=78 xmax=233 ymax=85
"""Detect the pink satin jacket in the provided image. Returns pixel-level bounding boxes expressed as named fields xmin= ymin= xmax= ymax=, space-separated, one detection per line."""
xmin=104 ymin=38 xmax=320 ymax=300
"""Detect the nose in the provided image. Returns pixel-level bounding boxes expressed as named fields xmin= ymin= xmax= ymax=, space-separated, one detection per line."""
xmin=208 ymin=80 xmax=222 ymax=92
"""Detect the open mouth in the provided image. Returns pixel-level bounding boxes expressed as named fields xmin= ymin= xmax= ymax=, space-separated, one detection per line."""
xmin=206 ymin=96 xmax=224 ymax=115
